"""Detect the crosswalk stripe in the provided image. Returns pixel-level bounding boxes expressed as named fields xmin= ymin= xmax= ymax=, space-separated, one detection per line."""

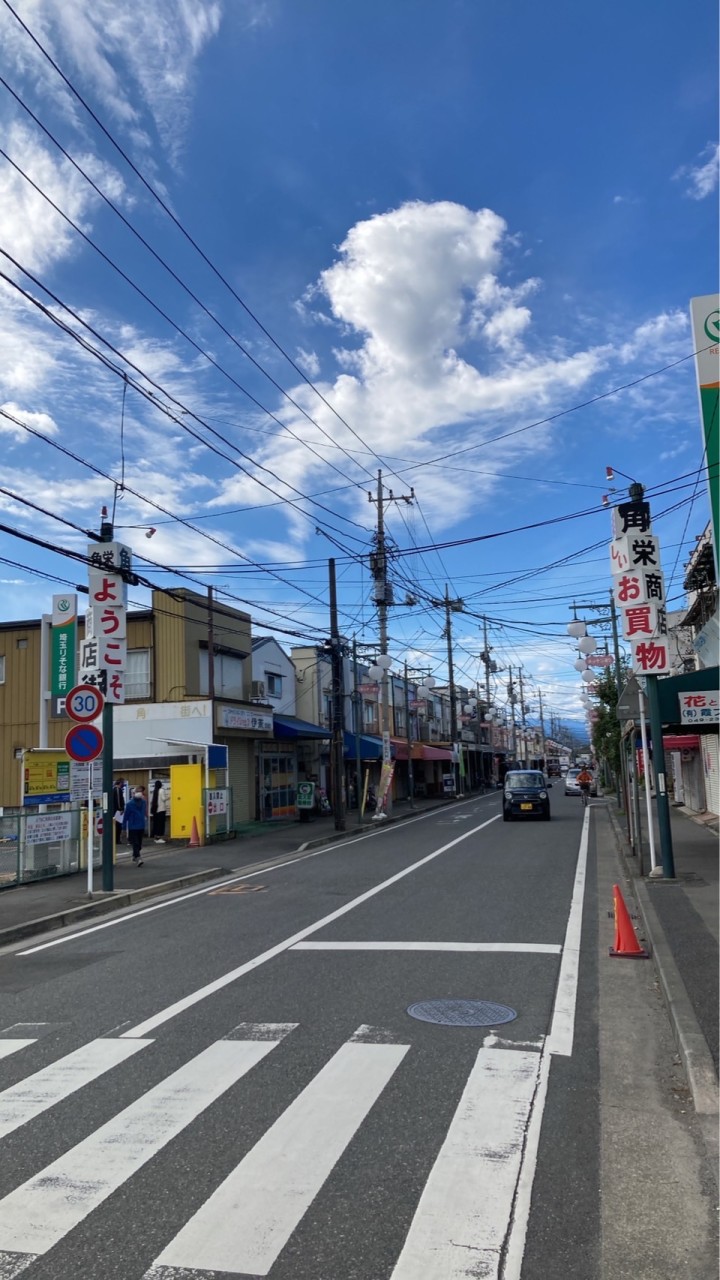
xmin=145 ymin=1037 xmax=410 ymax=1278
xmin=390 ymin=1047 xmax=541 ymax=1279
xmin=0 ymin=1043 xmax=35 ymax=1063
xmin=0 ymin=1030 xmax=292 ymax=1272
xmin=0 ymin=1038 xmax=150 ymax=1140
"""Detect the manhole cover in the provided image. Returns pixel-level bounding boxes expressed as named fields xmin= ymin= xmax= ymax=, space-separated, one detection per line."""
xmin=407 ymin=999 xmax=517 ymax=1027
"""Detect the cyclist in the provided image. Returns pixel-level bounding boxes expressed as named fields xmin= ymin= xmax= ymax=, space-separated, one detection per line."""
xmin=576 ymin=766 xmax=593 ymax=805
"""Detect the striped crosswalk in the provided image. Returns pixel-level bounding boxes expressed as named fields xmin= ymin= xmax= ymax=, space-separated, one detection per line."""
xmin=0 ymin=1022 xmax=545 ymax=1279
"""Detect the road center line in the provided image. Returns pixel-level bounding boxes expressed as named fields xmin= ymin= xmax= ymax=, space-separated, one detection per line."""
xmin=17 ymin=793 xmax=497 ymax=957
xmin=291 ymin=941 xmax=561 ymax=954
xmin=120 ymin=814 xmax=501 ymax=1040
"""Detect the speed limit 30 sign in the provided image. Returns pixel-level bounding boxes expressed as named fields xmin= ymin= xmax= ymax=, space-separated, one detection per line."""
xmin=65 ymin=684 xmax=105 ymax=723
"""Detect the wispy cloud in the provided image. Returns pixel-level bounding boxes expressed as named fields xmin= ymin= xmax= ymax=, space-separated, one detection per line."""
xmin=673 ymin=142 xmax=719 ymax=200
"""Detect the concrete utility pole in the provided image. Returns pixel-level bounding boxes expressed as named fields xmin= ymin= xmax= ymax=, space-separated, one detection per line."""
xmin=507 ymin=666 xmax=517 ymax=759
xmin=444 ymin=585 xmax=460 ymax=795
xmin=368 ymin=471 xmax=414 ymax=818
xmin=481 ymin=616 xmax=492 ymax=709
xmin=404 ymin=659 xmax=415 ymax=808
xmin=328 ymin=559 xmax=346 ymax=832
xmin=538 ymin=687 xmax=547 ymax=764
xmin=99 ymin=512 xmax=115 ymax=893
xmin=518 ymin=666 xmax=527 ymax=766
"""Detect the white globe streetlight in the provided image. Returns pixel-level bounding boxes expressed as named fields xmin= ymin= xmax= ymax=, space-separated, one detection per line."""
xmin=582 ymin=670 xmax=594 ymax=684
xmin=424 ymin=675 xmax=436 ymax=689
xmin=367 ymin=665 xmax=383 ymax=682
xmin=573 ymin=659 xmax=587 ymax=672
xmin=578 ymin=636 xmax=597 ymax=655
xmin=567 ymin=620 xmax=587 ymax=639
xmin=376 ymin=653 xmax=392 ymax=671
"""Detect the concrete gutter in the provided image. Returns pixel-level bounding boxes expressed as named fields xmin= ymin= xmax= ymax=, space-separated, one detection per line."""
xmin=607 ymin=805 xmax=719 ymax=1181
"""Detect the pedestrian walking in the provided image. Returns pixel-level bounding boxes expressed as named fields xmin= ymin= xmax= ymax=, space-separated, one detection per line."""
xmin=150 ymin=779 xmax=169 ymax=843
xmin=122 ymin=788 xmax=147 ymax=865
xmin=112 ymin=777 xmax=126 ymax=845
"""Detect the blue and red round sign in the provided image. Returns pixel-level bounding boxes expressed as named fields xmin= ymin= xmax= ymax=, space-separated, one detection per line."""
xmin=65 ymin=723 xmax=104 ymax=763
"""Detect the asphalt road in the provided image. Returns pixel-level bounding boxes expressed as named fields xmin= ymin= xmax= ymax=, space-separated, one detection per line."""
xmin=0 ymin=789 xmax=714 ymax=1279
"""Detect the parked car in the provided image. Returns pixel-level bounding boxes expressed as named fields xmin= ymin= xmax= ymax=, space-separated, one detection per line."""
xmin=502 ymin=770 xmax=551 ymax=821
xmin=564 ymin=768 xmax=598 ymax=797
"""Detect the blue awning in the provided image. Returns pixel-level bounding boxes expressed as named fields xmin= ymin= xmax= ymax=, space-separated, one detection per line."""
xmin=273 ymin=714 xmax=330 ymax=740
xmin=343 ymin=731 xmax=384 ymax=760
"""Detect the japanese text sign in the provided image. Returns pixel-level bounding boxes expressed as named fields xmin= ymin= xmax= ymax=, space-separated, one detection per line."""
xmin=610 ymin=533 xmax=661 ymax=576
xmin=678 ymin=691 xmax=719 ymax=725
xmin=620 ymin=602 xmax=667 ymax=640
xmin=613 ymin=568 xmax=666 ymax=608
xmin=630 ymin=638 xmax=670 ymax=674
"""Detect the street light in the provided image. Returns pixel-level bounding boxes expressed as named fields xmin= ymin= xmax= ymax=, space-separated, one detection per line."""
xmin=573 ymin=658 xmax=588 ymax=672
xmin=582 ymin=670 xmax=594 ymax=684
xmin=567 ymin=620 xmax=587 ymax=639
xmin=578 ymin=636 xmax=597 ymax=655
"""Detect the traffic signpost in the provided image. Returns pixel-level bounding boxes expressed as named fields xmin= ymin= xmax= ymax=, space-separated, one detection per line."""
xmin=65 ymin=684 xmax=105 ymax=724
xmin=65 ymin=723 xmax=104 ymax=764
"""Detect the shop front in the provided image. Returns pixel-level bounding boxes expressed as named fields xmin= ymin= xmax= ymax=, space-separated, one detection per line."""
xmin=260 ymin=714 xmax=330 ymax=820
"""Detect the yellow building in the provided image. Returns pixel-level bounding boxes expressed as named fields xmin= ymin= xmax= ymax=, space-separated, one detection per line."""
xmin=0 ymin=589 xmax=272 ymax=818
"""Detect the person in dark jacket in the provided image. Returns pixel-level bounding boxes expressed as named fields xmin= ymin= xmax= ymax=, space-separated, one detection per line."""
xmin=112 ymin=777 xmax=126 ymax=844
xmin=122 ymin=788 xmax=147 ymax=865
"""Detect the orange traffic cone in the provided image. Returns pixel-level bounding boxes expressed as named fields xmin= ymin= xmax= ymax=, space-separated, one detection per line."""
xmin=187 ymin=816 xmax=203 ymax=848
xmin=609 ymin=884 xmax=649 ymax=958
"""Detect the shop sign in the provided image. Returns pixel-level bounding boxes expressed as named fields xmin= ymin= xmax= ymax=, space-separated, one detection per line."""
xmin=218 ymin=705 xmax=273 ymax=733
xmin=297 ymin=781 xmax=316 ymax=810
xmin=678 ymin=691 xmax=719 ymax=725
xmin=50 ymin=594 xmax=77 ymax=706
xmin=206 ymin=789 xmax=228 ymax=815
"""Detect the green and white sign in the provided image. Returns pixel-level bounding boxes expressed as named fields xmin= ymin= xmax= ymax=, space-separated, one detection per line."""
xmin=690 ymin=294 xmax=719 ymax=575
xmin=51 ymin=593 xmax=77 ymax=707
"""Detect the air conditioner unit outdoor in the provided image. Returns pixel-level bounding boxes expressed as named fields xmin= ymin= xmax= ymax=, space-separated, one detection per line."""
xmin=251 ymin=680 xmax=266 ymax=700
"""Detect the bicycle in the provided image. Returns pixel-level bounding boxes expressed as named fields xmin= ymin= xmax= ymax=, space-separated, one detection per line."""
xmin=580 ymin=784 xmax=590 ymax=807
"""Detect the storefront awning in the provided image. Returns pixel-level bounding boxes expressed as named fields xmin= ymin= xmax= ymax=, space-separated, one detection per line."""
xmin=273 ymin=714 xmax=330 ymax=740
xmin=419 ymin=745 xmax=454 ymax=762
xmin=343 ymin=731 xmax=383 ymax=760
xmin=663 ymin=734 xmax=701 ymax=751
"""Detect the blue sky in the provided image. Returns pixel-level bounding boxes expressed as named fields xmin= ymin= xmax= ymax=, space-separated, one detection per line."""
xmin=0 ymin=0 xmax=717 ymax=729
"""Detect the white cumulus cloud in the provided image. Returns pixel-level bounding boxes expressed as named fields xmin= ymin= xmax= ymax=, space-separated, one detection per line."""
xmin=674 ymin=143 xmax=719 ymax=201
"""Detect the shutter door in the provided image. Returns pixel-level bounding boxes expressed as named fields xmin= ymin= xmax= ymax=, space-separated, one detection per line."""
xmin=702 ymin=736 xmax=719 ymax=816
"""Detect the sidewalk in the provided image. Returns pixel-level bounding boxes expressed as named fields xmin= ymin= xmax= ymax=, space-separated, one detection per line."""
xmin=607 ymin=797 xmax=719 ymax=1171
xmin=0 ymin=795 xmax=456 ymax=948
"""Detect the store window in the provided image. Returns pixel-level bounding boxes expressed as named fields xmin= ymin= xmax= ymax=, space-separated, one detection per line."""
xmin=261 ymin=753 xmax=297 ymax=819
xmin=199 ymin=650 xmax=245 ymax=698
xmin=364 ymin=700 xmax=378 ymax=730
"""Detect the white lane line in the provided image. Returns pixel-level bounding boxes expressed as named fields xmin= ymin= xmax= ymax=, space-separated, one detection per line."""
xmin=0 ymin=1038 xmax=150 ymax=1140
xmin=0 ymin=1030 xmax=293 ymax=1267
xmin=291 ymin=941 xmax=561 ymax=954
xmin=391 ymin=1047 xmax=541 ymax=1280
xmin=546 ymin=805 xmax=590 ymax=1056
xmin=120 ymin=815 xmax=500 ymax=1040
xmin=500 ymin=1050 xmax=552 ymax=1280
xmin=17 ymin=793 xmax=495 ymax=957
xmin=0 ymin=1042 xmax=35 ymax=1062
xmin=145 ymin=1037 xmax=409 ymax=1278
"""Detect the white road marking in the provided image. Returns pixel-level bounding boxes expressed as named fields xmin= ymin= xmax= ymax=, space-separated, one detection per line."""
xmin=500 ymin=1050 xmax=552 ymax=1280
xmin=546 ymin=805 xmax=590 ymax=1056
xmin=291 ymin=940 xmax=561 ymax=953
xmin=0 ymin=1042 xmax=35 ymax=1062
xmin=391 ymin=1047 xmax=541 ymax=1280
xmin=0 ymin=1031 xmax=293 ymax=1268
xmin=120 ymin=815 xmax=500 ymax=1040
xmin=17 ymin=794 xmax=495 ymax=957
xmin=145 ymin=1037 xmax=409 ymax=1278
xmin=0 ymin=1038 xmax=150 ymax=1139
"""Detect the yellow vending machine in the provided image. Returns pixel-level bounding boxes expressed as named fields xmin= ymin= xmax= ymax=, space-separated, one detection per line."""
xmin=170 ymin=763 xmax=204 ymax=844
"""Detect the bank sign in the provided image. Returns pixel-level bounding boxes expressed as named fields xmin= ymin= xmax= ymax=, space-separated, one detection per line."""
xmin=690 ymin=294 xmax=719 ymax=575
xmin=51 ymin=594 xmax=77 ymax=713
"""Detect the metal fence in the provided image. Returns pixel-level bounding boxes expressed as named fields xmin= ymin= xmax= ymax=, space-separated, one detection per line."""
xmin=0 ymin=806 xmax=85 ymax=889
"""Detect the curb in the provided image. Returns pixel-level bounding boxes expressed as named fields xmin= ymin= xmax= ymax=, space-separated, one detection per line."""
xmin=0 ymin=867 xmax=227 ymax=949
xmin=606 ymin=805 xmax=719 ymax=1179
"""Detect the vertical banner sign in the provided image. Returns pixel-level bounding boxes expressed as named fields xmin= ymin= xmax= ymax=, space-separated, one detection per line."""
xmin=79 ymin=542 xmax=131 ymax=703
xmin=610 ymin=498 xmax=670 ymax=674
xmin=690 ymin=295 xmax=719 ymax=575
xmin=50 ymin=593 xmax=77 ymax=716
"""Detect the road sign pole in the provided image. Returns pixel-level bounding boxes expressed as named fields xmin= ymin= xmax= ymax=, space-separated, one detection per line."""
xmin=87 ymin=784 xmax=93 ymax=896
xmin=646 ymin=674 xmax=675 ymax=879
xmin=101 ymin=687 xmax=114 ymax=892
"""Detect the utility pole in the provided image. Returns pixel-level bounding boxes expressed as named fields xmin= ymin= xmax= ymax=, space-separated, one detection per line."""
xmin=207 ymin=586 xmax=215 ymax=700
xmin=507 ymin=666 xmax=517 ymax=759
xmin=352 ymin=637 xmax=362 ymax=825
xmin=404 ymin=659 xmax=415 ymax=808
xmin=518 ymin=666 xmax=527 ymax=766
xmin=481 ymin=616 xmax=492 ymax=709
xmin=538 ymin=687 xmax=546 ymax=765
xmin=328 ymin=559 xmax=346 ymax=832
xmin=368 ymin=471 xmax=414 ymax=818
